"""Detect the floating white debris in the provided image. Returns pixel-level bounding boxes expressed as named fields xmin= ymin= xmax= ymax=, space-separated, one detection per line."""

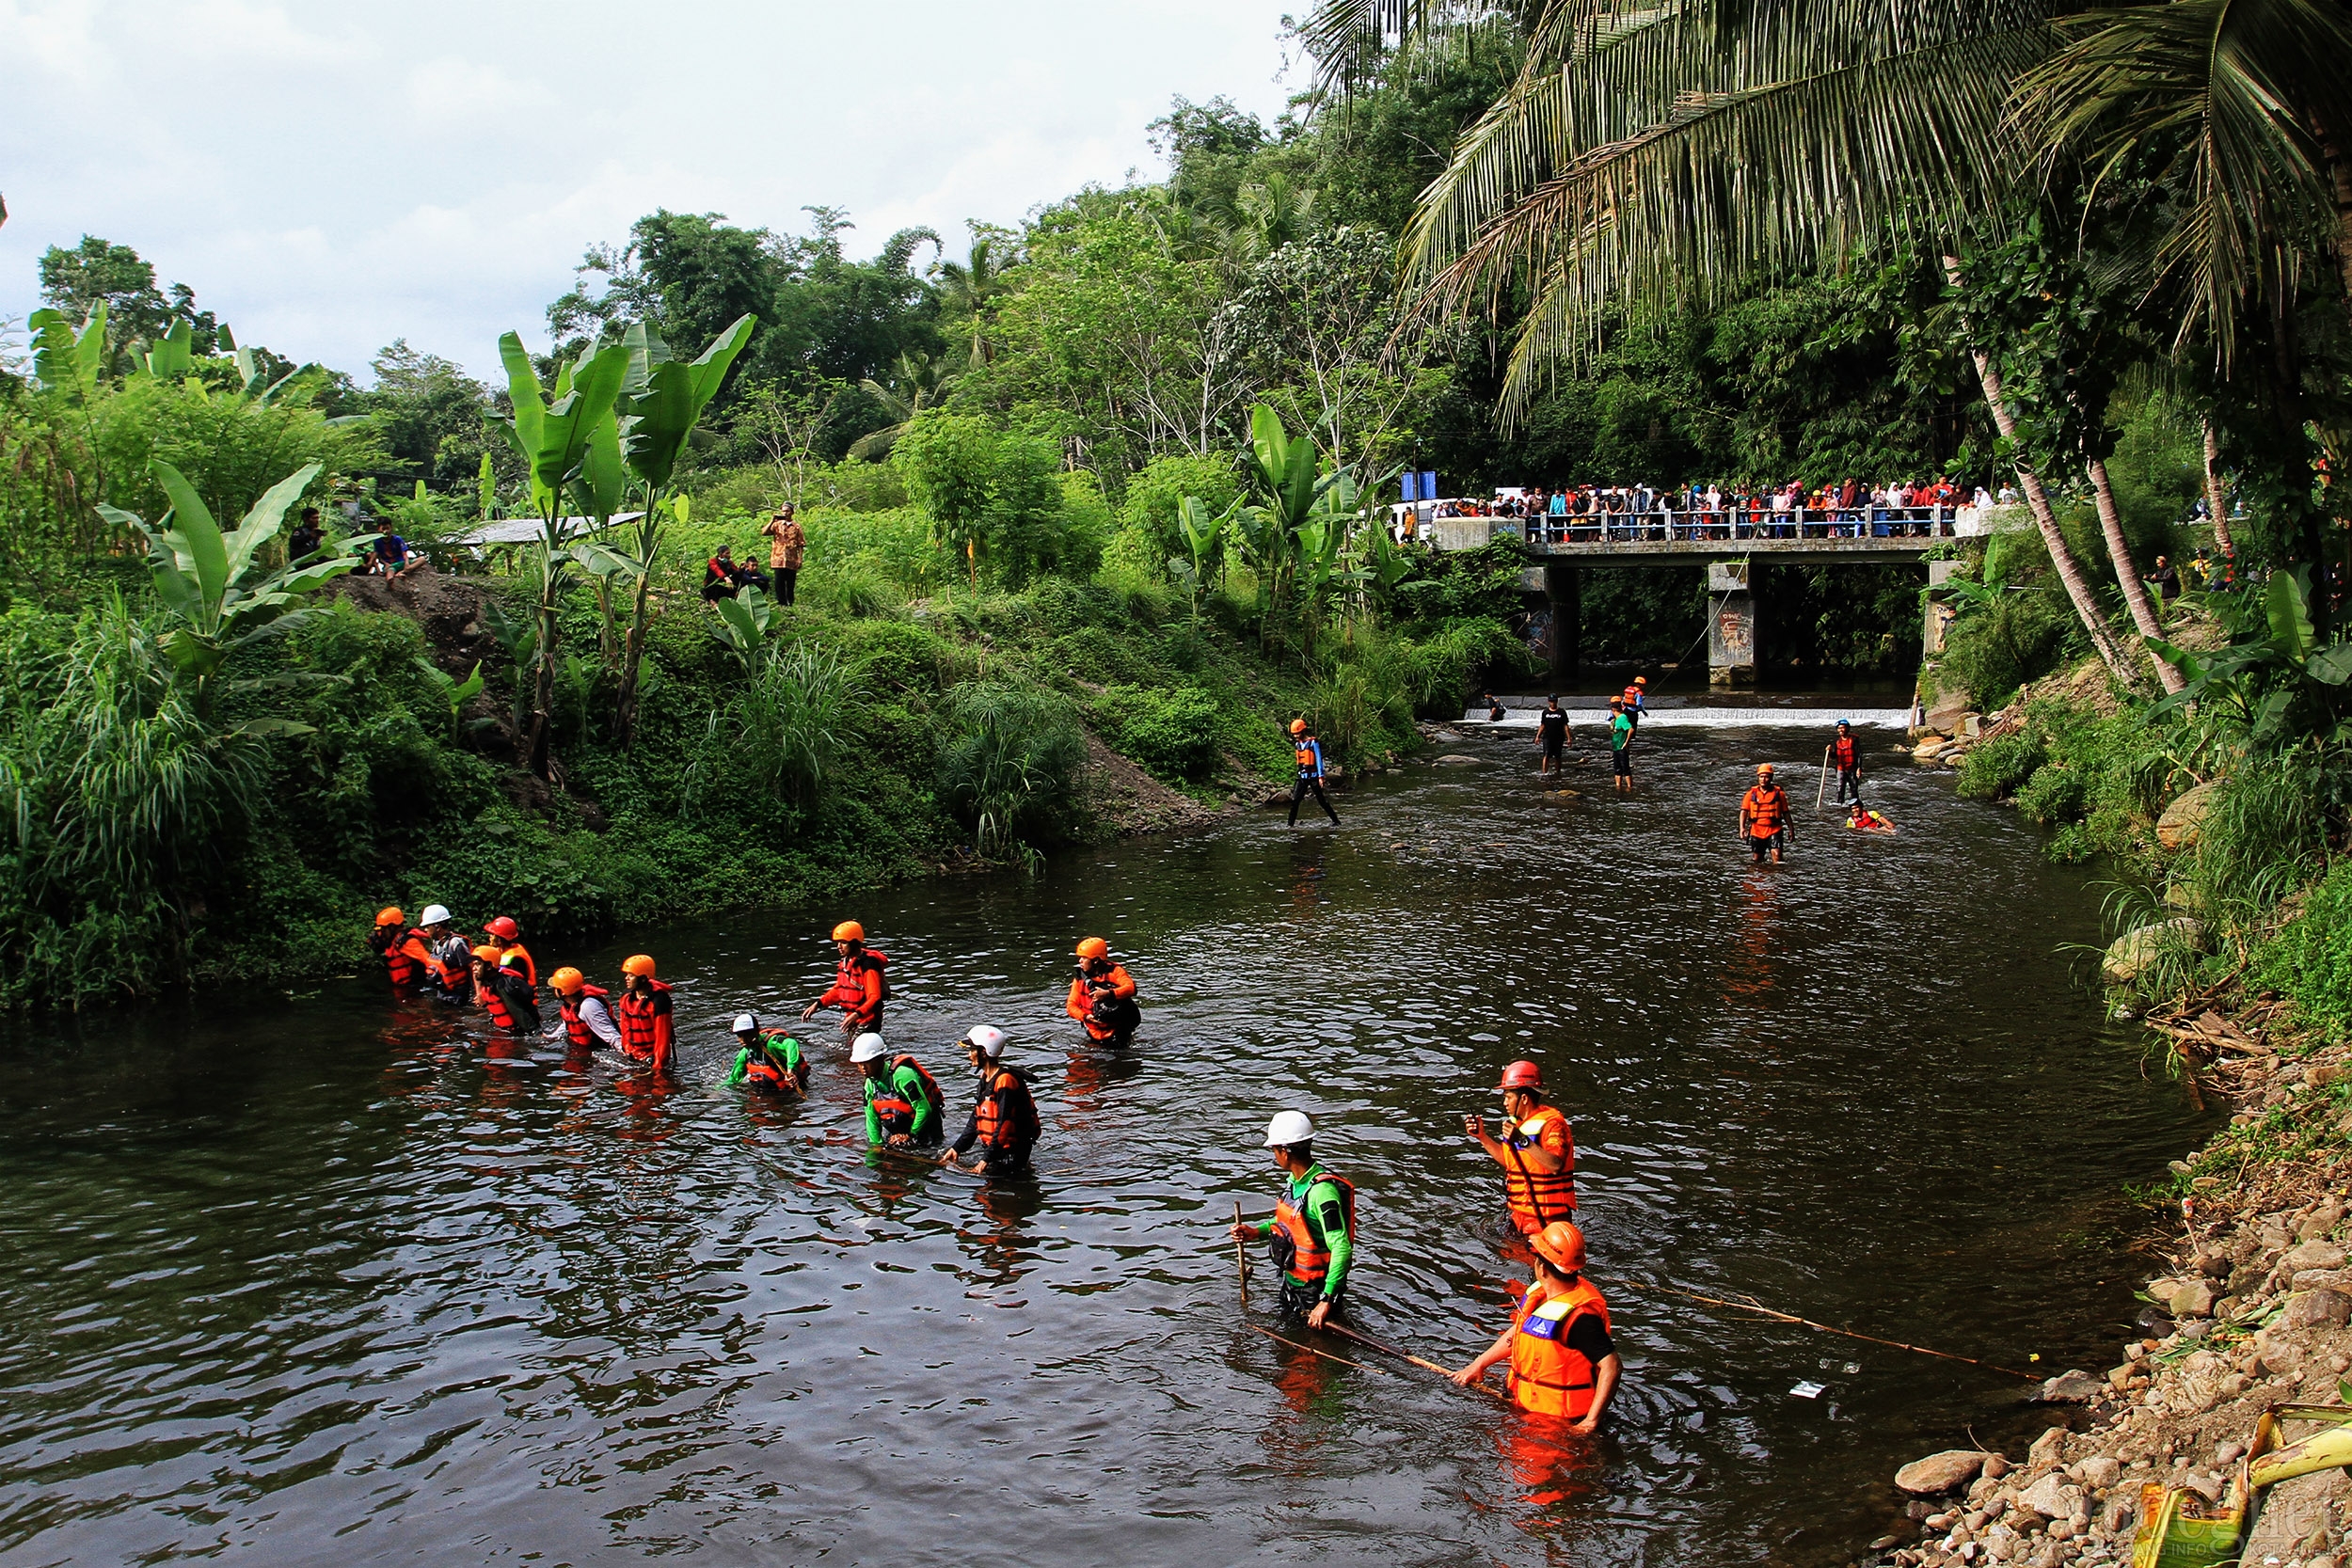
xmin=1790 ymin=1380 xmax=1826 ymax=1400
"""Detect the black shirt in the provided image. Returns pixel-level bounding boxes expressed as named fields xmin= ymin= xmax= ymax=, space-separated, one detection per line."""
xmin=1538 ymin=709 xmax=1568 ymax=744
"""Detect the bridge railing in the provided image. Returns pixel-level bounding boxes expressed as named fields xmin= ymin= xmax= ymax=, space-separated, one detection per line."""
xmin=1518 ymin=505 xmax=1960 ymax=545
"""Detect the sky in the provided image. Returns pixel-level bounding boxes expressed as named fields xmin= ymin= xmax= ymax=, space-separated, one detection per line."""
xmin=0 ymin=0 xmax=1299 ymax=383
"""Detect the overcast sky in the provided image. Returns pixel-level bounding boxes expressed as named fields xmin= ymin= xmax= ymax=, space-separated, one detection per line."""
xmin=1 ymin=0 xmax=1298 ymax=382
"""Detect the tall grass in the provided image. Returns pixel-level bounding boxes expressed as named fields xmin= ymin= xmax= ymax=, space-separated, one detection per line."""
xmin=686 ymin=641 xmax=863 ymax=815
xmin=937 ymin=682 xmax=1088 ymax=860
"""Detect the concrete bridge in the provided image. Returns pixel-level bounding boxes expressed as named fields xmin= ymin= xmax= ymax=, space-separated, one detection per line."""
xmin=1417 ymin=510 xmax=2013 ymax=686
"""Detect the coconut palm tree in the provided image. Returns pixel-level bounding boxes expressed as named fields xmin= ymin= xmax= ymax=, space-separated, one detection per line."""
xmin=934 ymin=233 xmax=1009 ymax=365
xmin=845 ymin=351 xmax=961 ymax=461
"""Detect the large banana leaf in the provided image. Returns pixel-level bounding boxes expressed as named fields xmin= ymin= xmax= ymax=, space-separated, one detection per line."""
xmin=136 ymin=320 xmax=196 ymax=380
xmin=622 ymin=314 xmax=755 ymax=490
xmin=501 ymin=334 xmax=631 ymax=518
xmin=28 ymin=305 xmax=107 ymax=396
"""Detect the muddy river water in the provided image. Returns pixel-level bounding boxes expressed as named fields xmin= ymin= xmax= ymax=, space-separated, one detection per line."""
xmin=0 ymin=714 xmax=2205 ymax=1566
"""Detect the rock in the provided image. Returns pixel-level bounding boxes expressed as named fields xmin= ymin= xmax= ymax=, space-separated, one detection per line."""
xmin=1982 ymin=1455 xmax=2011 ymax=1481
xmin=2166 ymin=1277 xmax=2219 ymax=1318
xmin=2103 ymin=918 xmax=2205 ymax=984
xmin=2155 ymin=779 xmax=2222 ymax=851
xmin=2035 ymin=1370 xmax=2105 ymax=1403
xmin=2017 ymin=1472 xmax=2085 ymax=1521
xmin=2026 ymin=1427 xmax=2069 ymax=1475
xmin=1900 ymin=1450 xmax=1994 ymax=1495
xmin=2296 ymin=1202 xmax=2345 ymax=1239
xmin=2074 ymin=1455 xmax=2122 ymax=1489
xmin=2283 ymin=1288 xmax=2352 ymax=1329
xmin=2281 ymin=1241 xmax=2348 ymax=1273
xmin=1433 ymin=753 xmax=1482 ymax=767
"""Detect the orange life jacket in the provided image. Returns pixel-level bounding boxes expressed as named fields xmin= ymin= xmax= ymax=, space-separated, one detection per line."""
xmin=822 ymin=950 xmax=889 ymax=1025
xmin=617 ymin=979 xmax=675 ymax=1069
xmin=374 ymin=926 xmax=424 ymax=991
xmin=1832 ymin=734 xmax=1858 ymax=769
xmin=479 ymin=967 xmax=539 ymax=1034
xmin=744 ymin=1034 xmax=802 ymax=1091
xmin=869 ymin=1053 xmax=942 ymax=1134
xmin=1621 ymin=685 xmax=1642 ymax=708
xmin=1507 ymin=1275 xmax=1612 ymax=1419
xmin=972 ymin=1065 xmax=1040 ymax=1152
xmin=1066 ymin=965 xmax=1138 ymax=1040
xmin=497 ymin=941 xmax=537 ymax=989
xmin=1273 ymin=1171 xmax=1356 ymax=1290
xmin=1502 ymin=1103 xmax=1577 ymax=1230
xmin=1742 ymin=784 xmax=1788 ymax=836
xmin=559 ymin=983 xmax=611 ymax=1050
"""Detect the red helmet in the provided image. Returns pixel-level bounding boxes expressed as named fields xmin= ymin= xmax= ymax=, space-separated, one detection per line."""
xmin=1497 ymin=1060 xmax=1544 ymax=1091
xmin=485 ymin=915 xmax=520 ymax=941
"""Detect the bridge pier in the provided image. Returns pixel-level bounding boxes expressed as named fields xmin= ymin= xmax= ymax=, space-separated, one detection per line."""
xmin=1545 ymin=562 xmax=1581 ymax=680
xmin=1707 ymin=562 xmax=1757 ymax=688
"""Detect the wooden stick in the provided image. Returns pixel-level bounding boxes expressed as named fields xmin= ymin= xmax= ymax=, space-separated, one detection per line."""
xmin=1326 ymin=1323 xmax=1511 ymax=1403
xmin=1816 ymin=744 xmax=1832 ymax=812
xmin=1248 ymin=1323 xmax=1382 ymax=1372
xmin=1599 ymin=1276 xmax=2040 ymax=1380
xmin=1233 ymin=1200 xmax=1248 ymax=1310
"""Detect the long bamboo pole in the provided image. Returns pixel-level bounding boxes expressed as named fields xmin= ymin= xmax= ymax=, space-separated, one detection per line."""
xmin=1325 ymin=1323 xmax=1511 ymax=1404
xmin=1816 ymin=745 xmax=1832 ymax=813
xmin=1233 ymin=1200 xmax=1248 ymax=1311
xmin=1599 ymin=1276 xmax=2039 ymax=1380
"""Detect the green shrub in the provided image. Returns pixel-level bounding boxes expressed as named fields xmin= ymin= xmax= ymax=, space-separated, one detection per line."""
xmin=936 ymin=681 xmax=1089 ymax=856
xmin=1958 ymin=730 xmax=2046 ymax=799
xmin=1936 ymin=589 xmax=2075 ymax=707
xmin=2250 ymin=858 xmax=2352 ymax=1044
xmin=1102 ymin=685 xmax=1221 ymax=781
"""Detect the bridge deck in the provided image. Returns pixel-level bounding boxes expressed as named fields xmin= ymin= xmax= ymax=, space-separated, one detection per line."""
xmin=1525 ymin=535 xmax=1939 ymax=566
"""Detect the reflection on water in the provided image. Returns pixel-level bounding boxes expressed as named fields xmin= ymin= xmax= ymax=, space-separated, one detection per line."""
xmin=0 ymin=722 xmax=2204 ymax=1566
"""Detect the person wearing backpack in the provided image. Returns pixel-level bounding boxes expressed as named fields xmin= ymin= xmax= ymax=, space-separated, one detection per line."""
xmin=851 ymin=1032 xmax=942 ymax=1149
xmin=947 ymin=1024 xmax=1041 ymax=1178
xmin=803 ymin=920 xmax=889 ymax=1046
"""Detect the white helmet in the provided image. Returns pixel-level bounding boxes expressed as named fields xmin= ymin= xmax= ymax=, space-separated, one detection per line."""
xmin=731 ymin=1014 xmax=757 ymax=1035
xmin=850 ymin=1032 xmax=887 ymax=1064
xmin=966 ymin=1024 xmax=1007 ymax=1057
xmin=419 ymin=904 xmax=452 ymax=927
xmin=1263 ymin=1110 xmax=1314 ymax=1148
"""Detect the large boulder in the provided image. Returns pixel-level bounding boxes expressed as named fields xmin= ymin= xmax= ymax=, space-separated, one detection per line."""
xmin=2283 ymin=1288 xmax=2352 ymax=1330
xmin=2017 ymin=1471 xmax=2086 ymax=1522
xmin=2165 ymin=1277 xmax=2219 ymax=1319
xmin=2156 ymin=780 xmax=2222 ymax=851
xmin=2280 ymin=1241 xmax=2348 ymax=1274
xmin=2103 ymin=918 xmax=2204 ymax=984
xmin=1897 ymin=1449 xmax=1992 ymax=1495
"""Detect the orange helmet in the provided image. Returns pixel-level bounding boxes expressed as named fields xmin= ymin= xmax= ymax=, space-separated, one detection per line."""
xmin=1075 ymin=937 xmax=1109 ymax=961
xmin=832 ymin=920 xmax=865 ymax=943
xmin=1634 ymin=675 xmax=1647 ymax=686
xmin=1531 ymin=1220 xmax=1588 ymax=1274
xmin=1756 ymin=763 xmax=1775 ymax=776
xmin=1289 ymin=719 xmax=1307 ymax=736
xmin=622 ymin=954 xmax=658 ymax=977
xmin=548 ymin=966 xmax=585 ymax=994
xmin=469 ymin=944 xmax=501 ymax=963
xmin=1497 ymin=1060 xmax=1544 ymax=1091
xmin=375 ymin=906 xmax=405 ymax=927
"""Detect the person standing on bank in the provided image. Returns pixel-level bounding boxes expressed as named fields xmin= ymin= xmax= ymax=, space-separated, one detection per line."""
xmin=1450 ymin=1220 xmax=1620 ymax=1432
xmin=1828 ymin=719 xmax=1863 ymax=806
xmin=1287 ymin=719 xmax=1340 ymax=827
xmin=761 ymin=504 xmax=804 ymax=607
xmin=1740 ymin=763 xmax=1793 ymax=863
xmin=1536 ymin=696 xmax=1571 ymax=778
xmin=1608 ymin=698 xmax=1634 ymax=795
xmin=1229 ymin=1111 xmax=1356 ymax=1329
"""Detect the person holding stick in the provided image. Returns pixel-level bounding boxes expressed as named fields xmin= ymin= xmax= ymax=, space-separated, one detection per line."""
xmin=1827 ymin=719 xmax=1862 ymax=805
xmin=1450 ymin=1220 xmax=1620 ymax=1432
xmin=1229 ymin=1111 xmax=1355 ymax=1329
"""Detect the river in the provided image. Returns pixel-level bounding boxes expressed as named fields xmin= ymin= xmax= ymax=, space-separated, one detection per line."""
xmin=0 ymin=717 xmax=2204 ymax=1566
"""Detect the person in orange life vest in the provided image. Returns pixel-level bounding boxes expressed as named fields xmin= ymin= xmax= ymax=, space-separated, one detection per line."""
xmin=1286 ymin=719 xmax=1340 ymax=827
xmin=803 ymin=920 xmax=887 ymax=1043
xmin=1465 ymin=1060 xmax=1576 ymax=1237
xmin=616 ymin=954 xmax=676 ymax=1073
xmin=947 ymin=1024 xmax=1041 ymax=1177
xmin=1228 ymin=1110 xmax=1355 ymax=1328
xmin=1845 ymin=800 xmax=1895 ymax=833
xmin=1621 ymin=675 xmax=1647 ymax=728
xmin=1828 ymin=718 xmax=1863 ymax=805
xmin=469 ymin=945 xmax=542 ymax=1034
xmin=370 ymin=907 xmax=427 ymax=993
xmin=851 ymin=1031 xmax=943 ymax=1148
xmin=414 ymin=904 xmax=471 ymax=1002
xmin=1066 ymin=937 xmax=1139 ymax=1044
xmin=723 ymin=1013 xmax=807 ymax=1096
xmin=1739 ymin=763 xmax=1793 ymax=863
xmin=547 ymin=966 xmax=620 ymax=1052
xmin=1451 ymin=1220 xmax=1621 ymax=1432
xmin=482 ymin=915 xmax=536 ymax=989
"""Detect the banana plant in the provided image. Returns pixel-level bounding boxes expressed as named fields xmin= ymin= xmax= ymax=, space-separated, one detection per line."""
xmin=1171 ymin=495 xmax=1233 ymax=624
xmin=27 ymin=304 xmax=107 ymax=399
xmin=1239 ymin=403 xmax=1349 ymax=655
xmin=497 ymin=330 xmax=632 ymax=777
xmin=130 ymin=320 xmax=197 ymax=381
xmin=412 ymin=657 xmax=486 ymax=741
xmin=2151 ymin=571 xmax=2352 ymax=749
xmin=711 ymin=586 xmax=784 ymax=675
xmin=96 ymin=460 xmax=359 ymax=721
xmin=612 ymin=314 xmax=755 ymax=748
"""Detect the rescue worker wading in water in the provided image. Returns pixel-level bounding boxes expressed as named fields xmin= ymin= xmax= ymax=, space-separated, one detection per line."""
xmin=415 ymin=905 xmax=471 ymax=1003
xmin=1740 ymin=763 xmax=1794 ymax=863
xmin=372 ymin=908 xmax=435 ymax=994
xmin=1829 ymin=719 xmax=1863 ymax=805
xmin=1466 ymin=1060 xmax=1576 ymax=1238
xmin=616 ymin=954 xmax=676 ymax=1074
xmin=1287 ymin=719 xmax=1340 ymax=827
xmin=723 ymin=1013 xmax=808 ymax=1097
xmin=1451 ymin=1219 xmax=1620 ymax=1432
xmin=471 ymin=945 xmax=543 ymax=1034
xmin=484 ymin=915 xmax=536 ymax=988
xmin=1066 ymin=937 xmax=1139 ymax=1045
xmin=1229 ymin=1111 xmax=1356 ymax=1328
xmin=803 ymin=920 xmax=887 ymax=1047
xmin=947 ymin=1024 xmax=1041 ymax=1177
xmin=548 ymin=967 xmax=620 ymax=1053
xmin=853 ymin=1032 xmax=943 ymax=1149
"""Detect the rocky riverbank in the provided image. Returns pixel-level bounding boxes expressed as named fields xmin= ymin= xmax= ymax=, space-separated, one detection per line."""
xmin=1866 ymin=1006 xmax=2352 ymax=1568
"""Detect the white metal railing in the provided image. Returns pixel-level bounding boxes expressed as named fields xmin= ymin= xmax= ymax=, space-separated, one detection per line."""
xmin=1509 ymin=504 xmax=1963 ymax=544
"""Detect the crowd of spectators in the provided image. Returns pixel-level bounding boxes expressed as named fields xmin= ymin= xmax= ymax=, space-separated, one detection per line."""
xmin=1421 ymin=477 xmax=2011 ymax=541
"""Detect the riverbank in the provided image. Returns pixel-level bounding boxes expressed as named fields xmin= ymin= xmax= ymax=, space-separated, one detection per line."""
xmin=1865 ymin=644 xmax=2352 ymax=1567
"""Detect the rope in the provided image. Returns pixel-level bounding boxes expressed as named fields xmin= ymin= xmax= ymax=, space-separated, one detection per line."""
xmin=1598 ymin=1275 xmax=2041 ymax=1381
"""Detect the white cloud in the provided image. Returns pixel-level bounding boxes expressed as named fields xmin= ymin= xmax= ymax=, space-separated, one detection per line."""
xmin=0 ymin=0 xmax=1298 ymax=379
